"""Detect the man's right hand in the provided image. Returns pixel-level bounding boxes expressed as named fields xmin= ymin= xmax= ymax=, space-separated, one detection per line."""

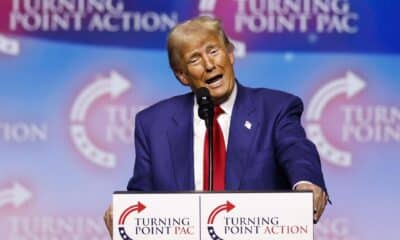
xmin=104 ymin=204 xmax=113 ymax=239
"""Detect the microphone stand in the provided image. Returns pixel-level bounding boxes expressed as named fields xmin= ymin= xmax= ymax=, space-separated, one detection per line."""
xmin=195 ymin=87 xmax=214 ymax=192
xmin=205 ymin=111 xmax=214 ymax=192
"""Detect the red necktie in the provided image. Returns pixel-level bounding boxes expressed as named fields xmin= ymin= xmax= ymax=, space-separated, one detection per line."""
xmin=203 ymin=105 xmax=226 ymax=191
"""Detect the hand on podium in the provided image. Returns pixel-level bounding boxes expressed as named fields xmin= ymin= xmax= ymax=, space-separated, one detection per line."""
xmin=295 ymin=182 xmax=328 ymax=223
xmin=103 ymin=204 xmax=113 ymax=239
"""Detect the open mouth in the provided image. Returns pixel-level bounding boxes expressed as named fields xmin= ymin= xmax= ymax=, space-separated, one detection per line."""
xmin=205 ymin=74 xmax=223 ymax=84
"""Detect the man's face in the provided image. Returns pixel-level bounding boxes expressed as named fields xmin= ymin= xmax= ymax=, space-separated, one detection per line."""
xmin=175 ymin=33 xmax=235 ymax=104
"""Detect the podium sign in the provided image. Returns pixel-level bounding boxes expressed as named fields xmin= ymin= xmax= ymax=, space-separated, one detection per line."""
xmin=113 ymin=192 xmax=313 ymax=240
xmin=113 ymin=193 xmax=199 ymax=240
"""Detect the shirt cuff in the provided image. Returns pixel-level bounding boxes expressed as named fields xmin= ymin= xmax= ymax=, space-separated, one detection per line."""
xmin=292 ymin=180 xmax=313 ymax=190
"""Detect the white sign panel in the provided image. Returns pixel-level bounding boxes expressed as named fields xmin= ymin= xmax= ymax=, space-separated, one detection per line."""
xmin=113 ymin=192 xmax=313 ymax=240
xmin=200 ymin=193 xmax=313 ymax=240
xmin=113 ymin=194 xmax=199 ymax=240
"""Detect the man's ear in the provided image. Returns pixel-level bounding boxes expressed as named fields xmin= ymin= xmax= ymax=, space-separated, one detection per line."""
xmin=228 ymin=49 xmax=235 ymax=65
xmin=175 ymin=71 xmax=189 ymax=86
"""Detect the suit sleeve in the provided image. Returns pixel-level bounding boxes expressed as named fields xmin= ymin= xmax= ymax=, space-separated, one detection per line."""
xmin=127 ymin=113 xmax=153 ymax=191
xmin=274 ymin=96 xmax=327 ymax=191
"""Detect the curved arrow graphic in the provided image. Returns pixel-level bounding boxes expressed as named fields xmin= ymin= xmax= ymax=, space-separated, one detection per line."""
xmin=306 ymin=124 xmax=351 ymax=167
xmin=207 ymin=201 xmax=235 ymax=224
xmin=70 ymin=124 xmax=116 ymax=168
xmin=305 ymin=71 xmax=365 ymax=167
xmin=118 ymin=202 xmax=146 ymax=240
xmin=69 ymin=70 xmax=131 ymax=168
xmin=118 ymin=201 xmax=146 ymax=225
xmin=0 ymin=182 xmax=32 ymax=208
xmin=306 ymin=71 xmax=365 ymax=121
xmin=70 ymin=70 xmax=130 ymax=122
xmin=207 ymin=201 xmax=235 ymax=240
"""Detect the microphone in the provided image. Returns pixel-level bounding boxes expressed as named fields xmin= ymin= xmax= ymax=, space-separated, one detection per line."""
xmin=195 ymin=87 xmax=214 ymax=129
xmin=195 ymin=87 xmax=214 ymax=191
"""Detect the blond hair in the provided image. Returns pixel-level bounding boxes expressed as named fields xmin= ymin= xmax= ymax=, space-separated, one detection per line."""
xmin=167 ymin=16 xmax=234 ymax=73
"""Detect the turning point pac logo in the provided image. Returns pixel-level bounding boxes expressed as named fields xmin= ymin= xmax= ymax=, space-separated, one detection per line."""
xmin=69 ymin=70 xmax=131 ymax=168
xmin=118 ymin=201 xmax=146 ymax=240
xmin=198 ymin=0 xmax=359 ymax=57
xmin=117 ymin=201 xmax=195 ymax=239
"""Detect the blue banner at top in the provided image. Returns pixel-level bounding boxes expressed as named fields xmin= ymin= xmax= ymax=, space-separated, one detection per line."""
xmin=1 ymin=0 xmax=399 ymax=54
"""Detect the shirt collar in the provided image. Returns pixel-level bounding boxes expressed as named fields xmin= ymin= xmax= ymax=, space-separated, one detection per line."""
xmin=219 ymin=82 xmax=237 ymax=116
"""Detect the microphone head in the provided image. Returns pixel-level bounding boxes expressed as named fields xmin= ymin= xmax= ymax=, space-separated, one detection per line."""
xmin=195 ymin=87 xmax=213 ymax=121
xmin=195 ymin=87 xmax=210 ymax=104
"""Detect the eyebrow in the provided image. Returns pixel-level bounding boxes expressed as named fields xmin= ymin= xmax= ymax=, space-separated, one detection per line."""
xmin=187 ymin=52 xmax=201 ymax=60
xmin=185 ymin=42 xmax=220 ymax=60
xmin=206 ymin=44 xmax=218 ymax=51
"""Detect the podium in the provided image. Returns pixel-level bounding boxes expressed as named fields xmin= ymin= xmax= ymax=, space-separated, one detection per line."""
xmin=113 ymin=191 xmax=313 ymax=240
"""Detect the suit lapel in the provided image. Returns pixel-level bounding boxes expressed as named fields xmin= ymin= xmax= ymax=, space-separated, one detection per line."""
xmin=226 ymin=84 xmax=259 ymax=190
xmin=167 ymin=94 xmax=195 ymax=190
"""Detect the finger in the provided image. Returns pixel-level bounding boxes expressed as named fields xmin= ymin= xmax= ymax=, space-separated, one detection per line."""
xmin=104 ymin=206 xmax=113 ymax=239
xmin=103 ymin=212 xmax=109 ymax=231
xmin=104 ymin=212 xmax=110 ymax=233
xmin=315 ymin=194 xmax=323 ymax=222
xmin=314 ymin=191 xmax=327 ymax=223
xmin=108 ymin=212 xmax=113 ymax=238
xmin=312 ymin=186 xmax=323 ymax=222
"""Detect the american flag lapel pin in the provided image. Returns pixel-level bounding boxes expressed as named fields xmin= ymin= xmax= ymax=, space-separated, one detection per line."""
xmin=244 ymin=120 xmax=252 ymax=130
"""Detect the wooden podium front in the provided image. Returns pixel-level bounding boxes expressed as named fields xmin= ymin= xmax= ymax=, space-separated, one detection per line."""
xmin=113 ymin=191 xmax=313 ymax=240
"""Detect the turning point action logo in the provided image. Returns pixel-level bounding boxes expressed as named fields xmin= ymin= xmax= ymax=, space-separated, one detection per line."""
xmin=207 ymin=201 xmax=307 ymax=239
xmin=207 ymin=201 xmax=235 ymax=240
xmin=69 ymin=70 xmax=131 ymax=168
xmin=10 ymin=0 xmax=178 ymax=33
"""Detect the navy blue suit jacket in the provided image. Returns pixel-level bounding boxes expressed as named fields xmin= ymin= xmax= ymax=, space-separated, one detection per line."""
xmin=127 ymin=83 xmax=327 ymax=192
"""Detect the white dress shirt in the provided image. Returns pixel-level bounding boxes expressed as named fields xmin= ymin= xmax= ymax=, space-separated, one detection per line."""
xmin=193 ymin=83 xmax=237 ymax=191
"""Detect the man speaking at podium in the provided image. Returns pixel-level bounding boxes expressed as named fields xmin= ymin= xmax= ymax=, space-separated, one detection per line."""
xmin=104 ymin=16 xmax=328 ymax=236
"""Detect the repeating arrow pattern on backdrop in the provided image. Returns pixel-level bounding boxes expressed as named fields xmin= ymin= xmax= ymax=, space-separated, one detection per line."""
xmin=305 ymin=71 xmax=366 ymax=167
xmin=69 ymin=70 xmax=131 ymax=168
xmin=0 ymin=182 xmax=32 ymax=208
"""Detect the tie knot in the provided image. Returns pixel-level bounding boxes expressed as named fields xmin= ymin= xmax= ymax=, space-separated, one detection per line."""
xmin=214 ymin=105 xmax=224 ymax=118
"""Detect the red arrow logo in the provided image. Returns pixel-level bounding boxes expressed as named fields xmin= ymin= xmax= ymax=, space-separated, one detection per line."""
xmin=207 ymin=201 xmax=235 ymax=224
xmin=118 ymin=201 xmax=146 ymax=224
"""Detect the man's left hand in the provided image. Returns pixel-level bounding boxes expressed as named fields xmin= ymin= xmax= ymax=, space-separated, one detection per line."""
xmin=295 ymin=182 xmax=328 ymax=223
